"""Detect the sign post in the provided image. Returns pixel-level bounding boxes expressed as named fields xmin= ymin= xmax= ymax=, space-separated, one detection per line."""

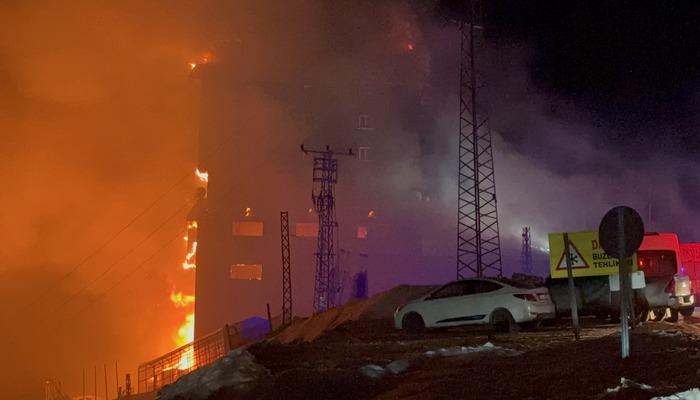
xmin=598 ymin=206 xmax=645 ymax=359
xmin=617 ymin=208 xmax=631 ymax=358
xmin=563 ymin=232 xmax=581 ymax=340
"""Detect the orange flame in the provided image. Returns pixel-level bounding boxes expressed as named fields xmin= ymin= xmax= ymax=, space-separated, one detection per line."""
xmin=176 ymin=345 xmax=195 ymax=370
xmin=182 ymin=220 xmax=198 ymax=270
xmin=175 ymin=312 xmax=195 ymax=347
xmin=195 ymin=168 xmax=208 ymax=183
xmin=170 ymin=291 xmax=195 ymax=308
xmin=182 ymin=241 xmax=197 ymax=270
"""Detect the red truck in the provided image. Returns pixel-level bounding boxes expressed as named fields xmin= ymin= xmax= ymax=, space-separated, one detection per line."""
xmin=548 ymin=232 xmax=693 ymax=321
xmin=637 ymin=233 xmax=694 ymax=321
xmin=680 ymin=243 xmax=700 ymax=296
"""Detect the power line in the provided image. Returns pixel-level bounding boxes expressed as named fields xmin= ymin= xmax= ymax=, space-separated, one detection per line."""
xmin=6 ymin=227 xmax=187 ymax=341
xmin=42 ymin=202 xmax=190 ymax=319
xmin=70 ymin=227 xmax=186 ymax=317
xmin=23 ymin=133 xmax=235 ymax=314
xmin=20 ymin=174 xmax=191 ymax=315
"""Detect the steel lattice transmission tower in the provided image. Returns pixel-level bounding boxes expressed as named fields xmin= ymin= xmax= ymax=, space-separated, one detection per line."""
xmin=521 ymin=226 xmax=533 ymax=274
xmin=457 ymin=0 xmax=503 ymax=278
xmin=301 ymin=145 xmax=353 ymax=313
xmin=280 ymin=211 xmax=292 ymax=325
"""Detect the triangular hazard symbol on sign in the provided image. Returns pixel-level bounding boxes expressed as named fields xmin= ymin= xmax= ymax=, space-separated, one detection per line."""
xmin=555 ymin=242 xmax=590 ymax=270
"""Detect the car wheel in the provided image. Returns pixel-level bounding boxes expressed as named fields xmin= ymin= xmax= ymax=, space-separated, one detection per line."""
xmin=491 ymin=309 xmax=518 ymax=333
xmin=680 ymin=307 xmax=694 ymax=318
xmin=667 ymin=309 xmax=679 ymax=323
xmin=634 ymin=304 xmax=650 ymax=323
xmin=402 ymin=312 xmax=425 ymax=335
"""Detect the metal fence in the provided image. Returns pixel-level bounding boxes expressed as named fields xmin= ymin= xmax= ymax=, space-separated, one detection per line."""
xmin=137 ymin=315 xmax=285 ymax=394
xmin=137 ymin=327 xmax=230 ymax=393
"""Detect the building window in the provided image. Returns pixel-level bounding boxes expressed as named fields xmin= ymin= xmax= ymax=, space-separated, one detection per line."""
xmin=295 ymin=222 xmax=319 ymax=238
xmin=358 ymin=147 xmax=370 ymax=161
xmin=359 ymin=85 xmax=372 ymax=98
xmin=230 ymin=264 xmax=263 ymax=280
xmin=232 ymin=221 xmax=264 ymax=237
xmin=419 ymin=87 xmax=432 ymax=105
xmin=357 ymin=114 xmax=373 ymax=130
xmin=357 ymin=226 xmax=368 ymax=240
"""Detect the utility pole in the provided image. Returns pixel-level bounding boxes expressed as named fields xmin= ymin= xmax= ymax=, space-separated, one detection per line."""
xmin=457 ymin=0 xmax=503 ymax=278
xmin=301 ymin=144 xmax=353 ymax=313
xmin=103 ymin=364 xmax=108 ymax=400
xmin=125 ymin=373 xmax=132 ymax=396
xmin=521 ymin=227 xmax=533 ymax=274
xmin=280 ymin=211 xmax=292 ymax=325
xmin=115 ymin=362 xmax=119 ymax=400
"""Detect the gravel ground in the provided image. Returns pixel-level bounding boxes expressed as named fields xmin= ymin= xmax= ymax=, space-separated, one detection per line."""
xmin=237 ymin=317 xmax=700 ymax=399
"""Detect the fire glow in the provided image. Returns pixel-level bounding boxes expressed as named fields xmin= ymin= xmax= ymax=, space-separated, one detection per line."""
xmin=170 ymin=291 xmax=195 ymax=308
xmin=166 ymin=167 xmax=203 ymax=372
xmin=182 ymin=240 xmax=198 ymax=270
xmin=195 ymin=168 xmax=209 ymax=183
xmin=176 ymin=313 xmax=195 ymax=346
xmin=188 ymin=54 xmax=211 ymax=72
xmin=177 ymin=345 xmax=195 ymax=370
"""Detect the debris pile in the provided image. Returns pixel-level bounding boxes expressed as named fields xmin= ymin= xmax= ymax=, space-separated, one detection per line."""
xmin=271 ymin=285 xmax=435 ymax=343
xmin=158 ymin=349 xmax=268 ymax=400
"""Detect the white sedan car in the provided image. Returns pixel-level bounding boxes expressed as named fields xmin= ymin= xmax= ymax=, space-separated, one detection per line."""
xmin=394 ymin=278 xmax=555 ymax=333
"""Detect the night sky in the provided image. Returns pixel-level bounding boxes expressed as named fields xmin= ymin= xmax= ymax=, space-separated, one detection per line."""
xmin=485 ymin=1 xmax=700 ymax=156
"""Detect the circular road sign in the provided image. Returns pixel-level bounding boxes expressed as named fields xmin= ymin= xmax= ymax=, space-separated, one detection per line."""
xmin=598 ymin=206 xmax=645 ymax=259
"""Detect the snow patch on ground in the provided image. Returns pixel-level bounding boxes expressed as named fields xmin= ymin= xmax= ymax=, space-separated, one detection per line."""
xmin=158 ymin=349 xmax=268 ymax=400
xmin=359 ymin=359 xmax=411 ymax=379
xmin=359 ymin=364 xmax=387 ymax=379
xmin=652 ymin=388 xmax=700 ymax=400
xmin=655 ymin=330 xmax=684 ymax=337
xmin=360 ymin=342 xmax=519 ymax=380
xmin=604 ymin=377 xmax=653 ymax=394
xmin=425 ymin=342 xmax=521 ymax=358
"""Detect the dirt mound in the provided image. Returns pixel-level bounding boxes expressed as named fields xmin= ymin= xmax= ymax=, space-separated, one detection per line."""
xmin=271 ymin=285 xmax=436 ymax=343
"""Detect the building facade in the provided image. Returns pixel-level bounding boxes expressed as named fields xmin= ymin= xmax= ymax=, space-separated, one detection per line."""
xmin=191 ymin=53 xmax=455 ymax=338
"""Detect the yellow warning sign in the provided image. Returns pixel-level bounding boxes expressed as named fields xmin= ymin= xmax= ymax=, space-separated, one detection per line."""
xmin=549 ymin=231 xmax=638 ymax=278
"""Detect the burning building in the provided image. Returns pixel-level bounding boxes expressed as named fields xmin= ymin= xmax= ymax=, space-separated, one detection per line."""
xmin=190 ymin=9 xmax=457 ymax=338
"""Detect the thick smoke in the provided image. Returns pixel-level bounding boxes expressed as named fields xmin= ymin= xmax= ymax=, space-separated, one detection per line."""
xmin=0 ymin=1 xmax=203 ymax=398
xmin=3 ymin=1 xmax=700 ymax=398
